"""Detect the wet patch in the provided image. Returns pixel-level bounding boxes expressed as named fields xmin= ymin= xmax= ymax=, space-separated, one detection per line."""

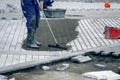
xmin=22 ymin=19 xmax=79 ymax=51
xmin=10 ymin=71 xmax=85 ymax=80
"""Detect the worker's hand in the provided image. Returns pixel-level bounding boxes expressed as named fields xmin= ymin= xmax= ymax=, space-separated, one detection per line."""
xmin=39 ymin=1 xmax=44 ymax=11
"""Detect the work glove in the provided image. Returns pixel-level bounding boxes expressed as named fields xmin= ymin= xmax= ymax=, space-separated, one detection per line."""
xmin=44 ymin=0 xmax=54 ymax=9
xmin=36 ymin=0 xmax=44 ymax=11
xmin=39 ymin=0 xmax=44 ymax=11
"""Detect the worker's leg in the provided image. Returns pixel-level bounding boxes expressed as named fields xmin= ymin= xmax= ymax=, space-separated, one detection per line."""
xmin=34 ymin=4 xmax=42 ymax=46
xmin=21 ymin=0 xmax=39 ymax=48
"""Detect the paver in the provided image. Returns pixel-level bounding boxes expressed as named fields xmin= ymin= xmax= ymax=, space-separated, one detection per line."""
xmin=12 ymin=55 xmax=20 ymax=65
xmin=0 ymin=54 xmax=7 ymax=67
xmin=0 ymin=75 xmax=8 ymax=80
xmin=71 ymin=55 xmax=92 ymax=63
xmin=0 ymin=21 xmax=10 ymax=50
xmin=74 ymin=39 xmax=82 ymax=51
xmin=80 ymin=20 xmax=97 ymax=48
xmin=9 ymin=78 xmax=15 ymax=80
xmin=5 ymin=54 xmax=13 ymax=66
xmin=42 ymin=66 xmax=50 ymax=71
xmin=112 ymin=52 xmax=120 ymax=57
xmin=93 ymin=51 xmax=102 ymax=55
xmin=84 ymin=19 xmax=101 ymax=47
xmin=56 ymin=63 xmax=69 ymax=71
xmin=4 ymin=21 xmax=19 ymax=51
xmin=19 ymin=55 xmax=26 ymax=63
xmin=86 ymin=19 xmax=105 ymax=46
xmin=94 ymin=64 xmax=107 ymax=69
xmin=10 ymin=21 xmax=22 ymax=50
xmin=101 ymin=51 xmax=112 ymax=56
xmin=82 ymin=70 xmax=120 ymax=80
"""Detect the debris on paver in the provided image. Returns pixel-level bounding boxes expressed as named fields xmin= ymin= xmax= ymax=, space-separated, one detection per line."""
xmin=56 ymin=63 xmax=69 ymax=71
xmin=42 ymin=66 xmax=50 ymax=71
xmin=71 ymin=55 xmax=92 ymax=63
xmin=0 ymin=75 xmax=8 ymax=80
xmin=82 ymin=70 xmax=120 ymax=80
xmin=101 ymin=51 xmax=112 ymax=56
xmin=9 ymin=78 xmax=15 ymax=80
xmin=94 ymin=64 xmax=107 ymax=69
xmin=112 ymin=52 xmax=120 ymax=57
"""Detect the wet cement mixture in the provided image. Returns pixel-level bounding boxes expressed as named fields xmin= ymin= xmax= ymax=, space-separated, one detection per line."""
xmin=22 ymin=19 xmax=79 ymax=51
xmin=8 ymin=55 xmax=120 ymax=80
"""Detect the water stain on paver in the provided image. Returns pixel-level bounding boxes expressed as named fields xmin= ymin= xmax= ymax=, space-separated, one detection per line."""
xmin=22 ymin=19 xmax=79 ymax=51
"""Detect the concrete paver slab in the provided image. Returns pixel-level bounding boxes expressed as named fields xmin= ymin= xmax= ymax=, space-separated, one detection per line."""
xmin=56 ymin=63 xmax=70 ymax=71
xmin=82 ymin=70 xmax=120 ymax=80
xmin=94 ymin=64 xmax=107 ymax=69
xmin=71 ymin=55 xmax=92 ymax=63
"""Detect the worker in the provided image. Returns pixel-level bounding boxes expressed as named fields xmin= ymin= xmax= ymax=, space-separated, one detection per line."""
xmin=21 ymin=0 xmax=54 ymax=49
xmin=21 ymin=0 xmax=44 ymax=48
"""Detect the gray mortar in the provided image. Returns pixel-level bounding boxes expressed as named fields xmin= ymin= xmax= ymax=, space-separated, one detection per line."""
xmin=22 ymin=19 xmax=79 ymax=51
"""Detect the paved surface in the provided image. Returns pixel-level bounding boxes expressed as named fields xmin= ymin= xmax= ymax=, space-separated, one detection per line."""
xmin=0 ymin=0 xmax=120 ymax=73
xmin=52 ymin=2 xmax=120 ymax=10
xmin=23 ymin=19 xmax=78 ymax=51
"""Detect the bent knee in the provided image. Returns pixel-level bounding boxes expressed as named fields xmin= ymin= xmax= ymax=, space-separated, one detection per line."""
xmin=30 ymin=16 xmax=36 ymax=28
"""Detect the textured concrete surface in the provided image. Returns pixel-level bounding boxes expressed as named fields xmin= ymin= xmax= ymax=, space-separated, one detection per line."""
xmin=22 ymin=19 xmax=78 ymax=51
xmin=0 ymin=17 xmax=120 ymax=73
xmin=0 ymin=0 xmax=120 ymax=74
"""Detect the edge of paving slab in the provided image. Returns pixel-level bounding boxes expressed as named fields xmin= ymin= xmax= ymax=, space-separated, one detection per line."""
xmin=0 ymin=44 xmax=120 ymax=74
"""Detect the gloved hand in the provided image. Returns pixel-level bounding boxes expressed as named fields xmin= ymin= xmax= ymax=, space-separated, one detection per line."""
xmin=39 ymin=0 xmax=44 ymax=11
xmin=36 ymin=0 xmax=44 ymax=11
xmin=44 ymin=0 xmax=54 ymax=9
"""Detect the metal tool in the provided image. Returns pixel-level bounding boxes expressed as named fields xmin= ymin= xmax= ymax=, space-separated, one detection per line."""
xmin=43 ymin=12 xmax=67 ymax=50
xmin=37 ymin=0 xmax=67 ymax=50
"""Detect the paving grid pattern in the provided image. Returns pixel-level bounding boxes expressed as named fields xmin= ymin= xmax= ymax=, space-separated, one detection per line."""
xmin=68 ymin=18 xmax=120 ymax=51
xmin=1 ymin=18 xmax=120 ymax=52
xmin=0 ymin=52 xmax=60 ymax=68
xmin=0 ymin=0 xmax=22 ymax=20
xmin=0 ymin=18 xmax=120 ymax=72
xmin=0 ymin=0 xmax=21 ymax=11
xmin=0 ymin=0 xmax=120 ymax=73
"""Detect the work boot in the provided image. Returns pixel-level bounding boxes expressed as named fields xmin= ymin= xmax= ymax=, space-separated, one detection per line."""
xmin=26 ymin=28 xmax=40 ymax=49
xmin=27 ymin=41 xmax=39 ymax=49
xmin=35 ymin=40 xmax=42 ymax=46
xmin=34 ymin=28 xmax=42 ymax=46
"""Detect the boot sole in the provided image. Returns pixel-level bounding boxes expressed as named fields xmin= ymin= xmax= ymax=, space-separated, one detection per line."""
xmin=27 ymin=44 xmax=40 ymax=49
xmin=36 ymin=44 xmax=42 ymax=46
xmin=28 ymin=46 xmax=40 ymax=49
